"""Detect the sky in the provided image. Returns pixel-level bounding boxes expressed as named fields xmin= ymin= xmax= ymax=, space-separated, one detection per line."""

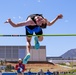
xmin=0 ymin=0 xmax=76 ymax=57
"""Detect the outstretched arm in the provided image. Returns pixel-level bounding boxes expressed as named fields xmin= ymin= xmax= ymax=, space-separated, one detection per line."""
xmin=4 ymin=18 xmax=36 ymax=27
xmin=46 ymin=14 xmax=63 ymax=26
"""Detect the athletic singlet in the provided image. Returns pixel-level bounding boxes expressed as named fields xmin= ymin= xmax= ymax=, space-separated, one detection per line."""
xmin=25 ymin=25 xmax=42 ymax=34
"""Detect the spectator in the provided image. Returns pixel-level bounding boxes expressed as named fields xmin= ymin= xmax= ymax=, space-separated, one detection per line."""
xmin=46 ymin=69 xmax=53 ymax=75
xmin=37 ymin=69 xmax=44 ymax=75
xmin=27 ymin=68 xmax=32 ymax=75
xmin=15 ymin=58 xmax=25 ymax=75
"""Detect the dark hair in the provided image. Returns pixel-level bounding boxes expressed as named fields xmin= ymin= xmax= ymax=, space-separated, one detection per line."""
xmin=40 ymin=23 xmax=47 ymax=28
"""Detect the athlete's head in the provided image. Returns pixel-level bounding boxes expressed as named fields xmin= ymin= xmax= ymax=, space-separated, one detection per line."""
xmin=35 ymin=16 xmax=43 ymax=22
xmin=27 ymin=14 xmax=47 ymax=28
xmin=18 ymin=58 xmax=22 ymax=63
xmin=35 ymin=15 xmax=47 ymax=28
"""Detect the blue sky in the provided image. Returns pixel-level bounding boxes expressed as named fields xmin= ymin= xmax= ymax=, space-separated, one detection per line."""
xmin=0 ymin=0 xmax=76 ymax=57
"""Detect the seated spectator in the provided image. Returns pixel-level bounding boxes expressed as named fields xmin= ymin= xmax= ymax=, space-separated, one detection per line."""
xmin=27 ymin=68 xmax=32 ymax=75
xmin=15 ymin=58 xmax=25 ymax=75
xmin=37 ymin=69 xmax=44 ymax=75
xmin=46 ymin=69 xmax=53 ymax=75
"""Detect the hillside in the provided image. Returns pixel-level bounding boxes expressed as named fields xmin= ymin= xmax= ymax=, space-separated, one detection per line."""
xmin=60 ymin=48 xmax=76 ymax=59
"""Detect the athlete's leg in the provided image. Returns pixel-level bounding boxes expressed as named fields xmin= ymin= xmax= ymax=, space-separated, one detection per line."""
xmin=23 ymin=29 xmax=32 ymax=64
xmin=38 ymin=36 xmax=43 ymax=41
xmin=36 ymin=29 xmax=43 ymax=41
xmin=23 ymin=36 xmax=32 ymax=64
xmin=25 ymin=28 xmax=33 ymax=54
xmin=34 ymin=29 xmax=43 ymax=49
xmin=26 ymin=36 xmax=32 ymax=54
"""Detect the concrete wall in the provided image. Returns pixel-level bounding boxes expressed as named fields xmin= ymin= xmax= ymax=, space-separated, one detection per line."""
xmin=0 ymin=46 xmax=46 ymax=61
xmin=29 ymin=48 xmax=46 ymax=61
xmin=48 ymin=59 xmax=76 ymax=64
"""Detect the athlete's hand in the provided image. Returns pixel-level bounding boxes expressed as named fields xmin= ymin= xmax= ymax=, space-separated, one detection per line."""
xmin=4 ymin=18 xmax=11 ymax=23
xmin=57 ymin=14 xmax=63 ymax=19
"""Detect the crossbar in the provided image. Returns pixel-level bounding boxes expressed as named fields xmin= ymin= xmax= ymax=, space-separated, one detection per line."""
xmin=0 ymin=34 xmax=76 ymax=37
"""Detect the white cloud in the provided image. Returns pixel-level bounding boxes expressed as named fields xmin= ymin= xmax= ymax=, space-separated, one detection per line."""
xmin=38 ymin=0 xmax=40 ymax=2
xmin=65 ymin=20 xmax=69 ymax=23
xmin=13 ymin=17 xmax=16 ymax=19
xmin=12 ymin=16 xmax=23 ymax=20
xmin=18 ymin=16 xmax=23 ymax=20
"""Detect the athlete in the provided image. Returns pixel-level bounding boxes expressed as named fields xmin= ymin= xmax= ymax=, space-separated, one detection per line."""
xmin=5 ymin=14 xmax=63 ymax=64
